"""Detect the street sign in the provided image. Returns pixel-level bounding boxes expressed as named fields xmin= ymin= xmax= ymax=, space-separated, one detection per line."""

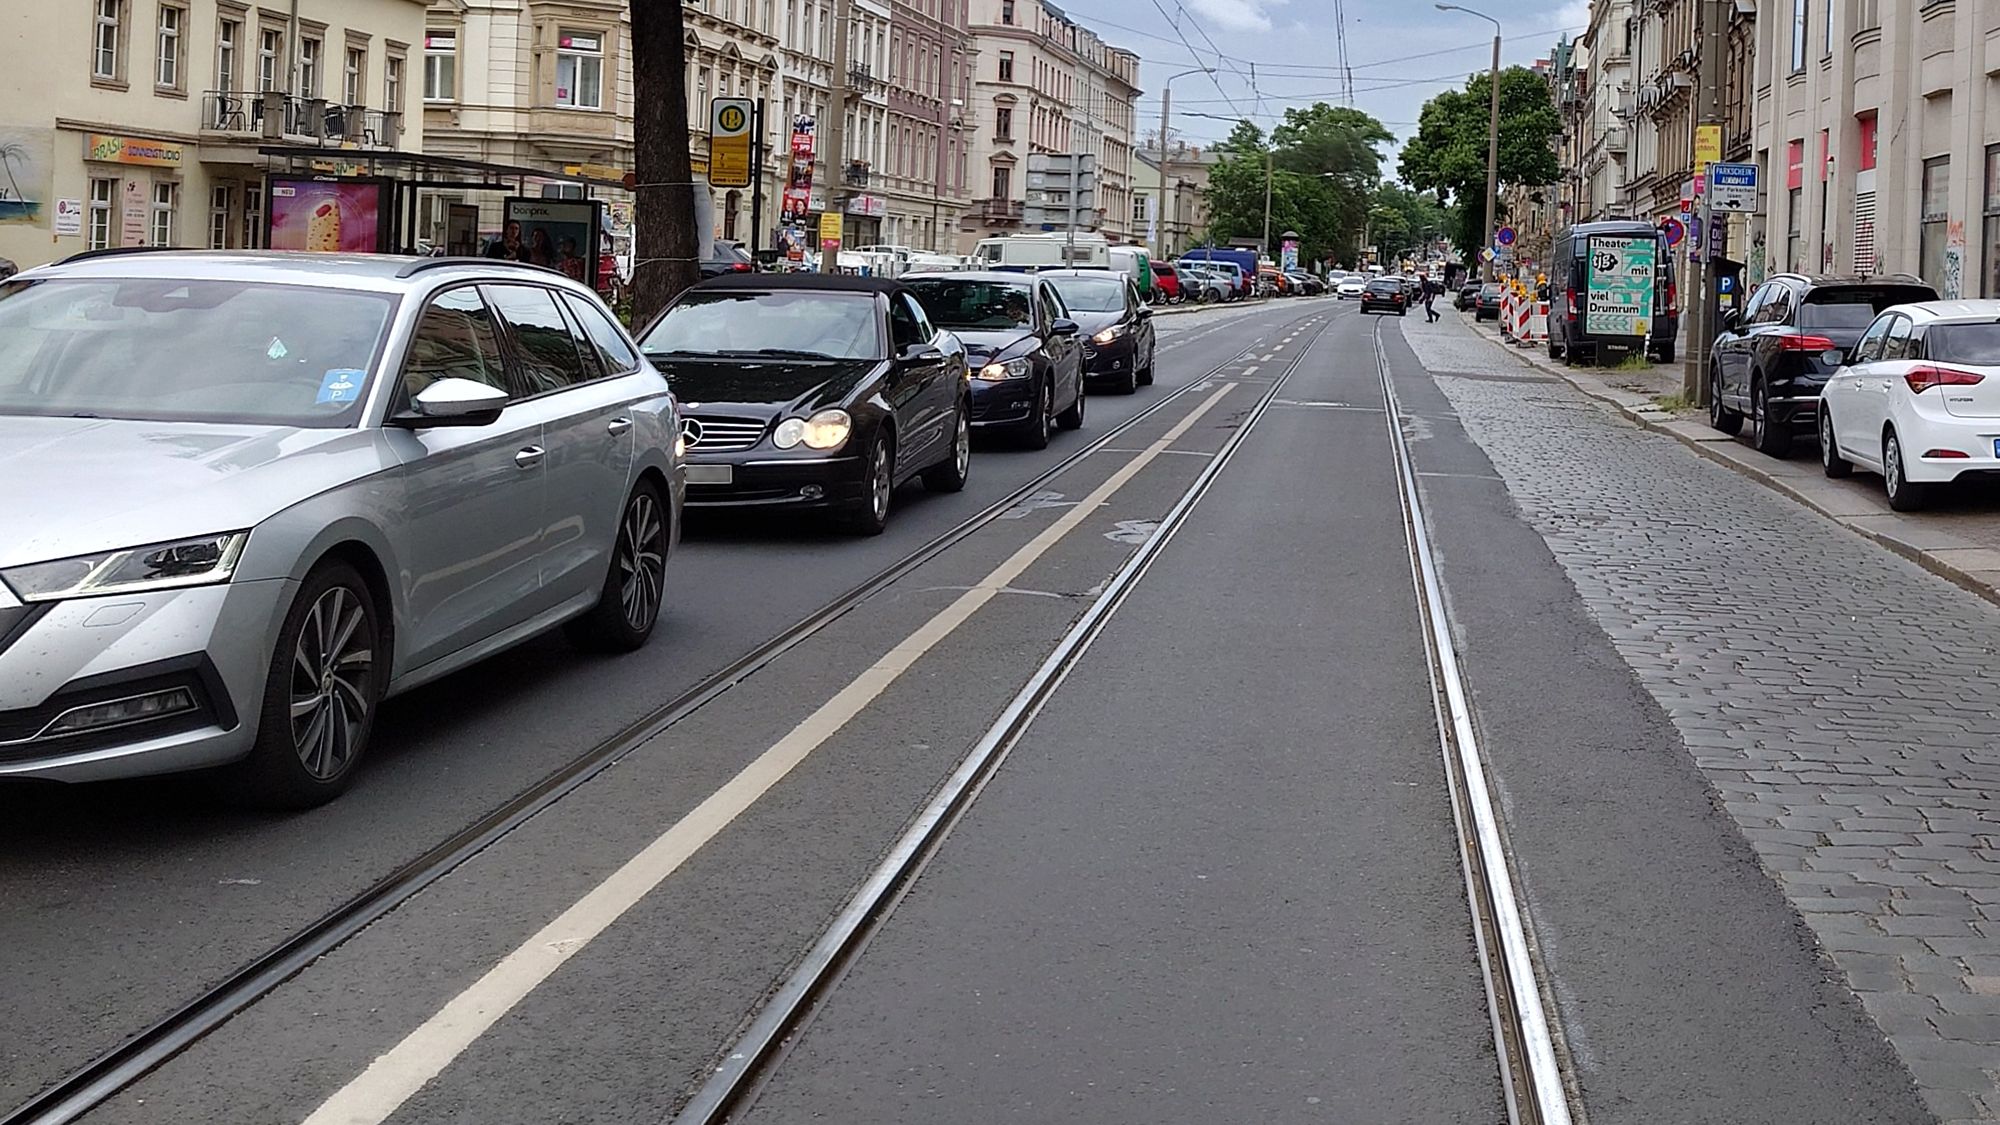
xmin=1708 ymin=161 xmax=1758 ymax=212
xmin=1495 ymin=225 xmax=1516 ymax=247
xmin=1584 ymin=235 xmax=1655 ymax=338
xmin=1480 ymin=247 xmax=1496 ymax=263
xmin=1660 ymin=217 xmax=1685 ymax=247
xmin=709 ymin=97 xmax=754 ymax=189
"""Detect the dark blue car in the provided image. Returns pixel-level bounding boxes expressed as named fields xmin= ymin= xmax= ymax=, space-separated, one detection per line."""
xmin=904 ymin=272 xmax=1087 ymax=449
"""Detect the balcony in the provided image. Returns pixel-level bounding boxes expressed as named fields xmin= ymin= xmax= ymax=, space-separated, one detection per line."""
xmin=842 ymin=160 xmax=872 ymax=186
xmin=974 ymin=198 xmax=1024 ymax=223
xmin=201 ymin=90 xmax=403 ymax=148
xmin=848 ymin=63 xmax=876 ymax=93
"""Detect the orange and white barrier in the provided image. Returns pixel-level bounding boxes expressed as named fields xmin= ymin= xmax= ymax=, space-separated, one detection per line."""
xmin=1499 ymin=287 xmax=1517 ymax=339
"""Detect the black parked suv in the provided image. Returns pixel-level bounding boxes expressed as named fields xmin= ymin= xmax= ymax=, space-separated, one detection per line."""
xmin=1708 ymin=272 xmax=1937 ymax=455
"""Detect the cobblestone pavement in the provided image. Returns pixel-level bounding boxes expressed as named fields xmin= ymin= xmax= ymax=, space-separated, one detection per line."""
xmin=1401 ymin=310 xmax=2000 ymax=1124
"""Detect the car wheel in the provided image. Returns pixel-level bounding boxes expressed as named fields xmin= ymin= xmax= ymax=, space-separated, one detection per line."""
xmin=1547 ymin=336 xmax=1561 ymax=359
xmin=229 ymin=561 xmax=381 ymax=808
xmin=1138 ymin=348 xmax=1155 ymax=386
xmin=1056 ymin=372 xmax=1086 ymax=429
xmin=920 ymin=401 xmax=971 ymax=493
xmin=840 ymin=432 xmax=895 ymax=535
xmin=1751 ymin=376 xmax=1791 ymax=457
xmin=566 ymin=479 xmax=670 ymax=652
xmin=1708 ymin=371 xmax=1744 ymax=434
xmin=1656 ymin=342 xmax=1676 ymax=364
xmin=1021 ymin=378 xmax=1054 ymax=450
xmin=1884 ymin=429 xmax=1932 ymax=511
xmin=1820 ymin=410 xmax=1853 ymax=479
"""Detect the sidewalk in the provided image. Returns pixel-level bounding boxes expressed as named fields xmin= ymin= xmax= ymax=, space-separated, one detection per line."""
xmin=1457 ymin=311 xmax=2000 ymax=608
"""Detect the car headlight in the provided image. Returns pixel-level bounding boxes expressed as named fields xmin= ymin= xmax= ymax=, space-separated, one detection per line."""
xmin=1 ymin=532 xmax=248 ymax=603
xmin=773 ymin=409 xmax=852 ymax=451
xmin=977 ymin=357 xmax=1032 ymax=382
xmin=773 ymin=417 xmax=808 ymax=449
xmin=1092 ymin=326 xmax=1124 ymax=345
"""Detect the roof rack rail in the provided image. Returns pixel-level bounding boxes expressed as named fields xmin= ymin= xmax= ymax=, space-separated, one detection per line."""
xmin=57 ymin=246 xmax=185 ymax=266
xmin=395 ymin=256 xmax=562 ymax=279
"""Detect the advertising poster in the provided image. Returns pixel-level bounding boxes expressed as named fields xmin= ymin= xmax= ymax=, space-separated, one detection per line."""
xmin=266 ymin=177 xmax=388 ymax=253
xmin=781 ymin=115 xmax=816 ymax=224
xmin=1280 ymin=238 xmax=1299 ymax=273
xmin=0 ymin=126 xmax=53 ymax=226
xmin=500 ymin=197 xmax=601 ymax=285
xmin=120 ymin=179 xmax=149 ymax=246
xmin=1584 ymin=235 xmax=1655 ymax=338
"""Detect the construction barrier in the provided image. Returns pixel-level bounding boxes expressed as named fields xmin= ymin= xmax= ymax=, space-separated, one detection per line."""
xmin=1499 ymin=287 xmax=1516 ymax=340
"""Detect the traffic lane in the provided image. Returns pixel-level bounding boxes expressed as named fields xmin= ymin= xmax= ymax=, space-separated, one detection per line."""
xmin=0 ymin=298 xmax=1329 ymax=1112
xmin=82 ymin=335 xmax=1316 ymax=1123
xmin=741 ymin=309 xmax=1502 ymax=1124
xmin=1378 ymin=319 xmax=1931 ymax=1122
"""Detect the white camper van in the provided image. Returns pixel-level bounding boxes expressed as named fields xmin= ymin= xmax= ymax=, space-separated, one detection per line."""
xmin=970 ymin=232 xmax=1111 ymax=270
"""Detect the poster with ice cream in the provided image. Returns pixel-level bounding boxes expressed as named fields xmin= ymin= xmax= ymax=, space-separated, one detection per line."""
xmin=265 ymin=177 xmax=389 ymax=253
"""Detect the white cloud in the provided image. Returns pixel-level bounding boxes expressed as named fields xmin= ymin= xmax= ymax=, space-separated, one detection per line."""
xmin=1185 ymin=0 xmax=1276 ymax=33
xmin=1554 ymin=0 xmax=1591 ymax=32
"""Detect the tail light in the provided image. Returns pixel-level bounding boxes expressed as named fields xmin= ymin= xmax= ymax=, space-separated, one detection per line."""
xmin=731 ymin=262 xmax=752 ymax=272
xmin=1905 ymin=365 xmax=1987 ymax=394
xmin=1924 ymin=448 xmax=1971 ymax=459
xmin=1666 ymin=279 xmax=1678 ymax=316
xmin=1565 ymin=288 xmax=1578 ymax=318
xmin=1775 ymin=333 xmax=1837 ymax=352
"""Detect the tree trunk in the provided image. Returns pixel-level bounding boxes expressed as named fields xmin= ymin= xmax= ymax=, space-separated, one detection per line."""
xmin=630 ymin=0 xmax=701 ymax=328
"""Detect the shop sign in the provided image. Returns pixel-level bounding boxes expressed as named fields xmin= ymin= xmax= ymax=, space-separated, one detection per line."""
xmin=119 ymin=179 xmax=148 ymax=246
xmin=85 ymin=133 xmax=183 ymax=168
xmin=844 ymin=194 xmax=886 ymax=217
xmin=53 ymin=198 xmax=82 ymax=236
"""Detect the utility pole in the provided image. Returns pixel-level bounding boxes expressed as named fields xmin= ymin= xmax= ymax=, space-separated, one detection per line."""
xmin=1262 ymin=142 xmax=1273 ymax=261
xmin=1437 ymin=4 xmax=1501 ymax=280
xmin=1156 ymin=86 xmax=1172 ymax=259
xmin=822 ymin=0 xmax=855 ymax=265
xmin=1684 ymin=0 xmax=1725 ymax=404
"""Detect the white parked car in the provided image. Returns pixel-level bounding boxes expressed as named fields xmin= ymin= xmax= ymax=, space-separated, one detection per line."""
xmin=1336 ymin=277 xmax=1367 ymax=300
xmin=1819 ymin=300 xmax=2000 ymax=510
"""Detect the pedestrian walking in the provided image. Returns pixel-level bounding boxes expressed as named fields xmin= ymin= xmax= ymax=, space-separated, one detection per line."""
xmin=1422 ymin=275 xmax=1441 ymax=322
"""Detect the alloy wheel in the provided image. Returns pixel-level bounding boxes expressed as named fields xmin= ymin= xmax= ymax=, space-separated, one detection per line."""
xmin=870 ymin=440 xmax=893 ymax=522
xmin=953 ymin=410 xmax=970 ymax=478
xmin=1886 ymin=434 xmax=1905 ymax=497
xmin=289 ymin=586 xmax=375 ymax=782
xmin=616 ymin=490 xmax=667 ymax=631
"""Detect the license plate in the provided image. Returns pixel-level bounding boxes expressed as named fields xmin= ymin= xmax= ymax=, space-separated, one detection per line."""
xmin=686 ymin=464 xmax=733 ymax=485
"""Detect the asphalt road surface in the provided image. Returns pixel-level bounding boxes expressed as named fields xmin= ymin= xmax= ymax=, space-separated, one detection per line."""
xmin=2 ymin=297 xmax=1947 ymax=1125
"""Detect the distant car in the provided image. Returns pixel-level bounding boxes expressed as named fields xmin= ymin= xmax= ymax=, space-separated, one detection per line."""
xmin=1040 ymin=269 xmax=1157 ymax=393
xmin=0 ymin=250 xmax=682 ymax=804
xmin=904 ymin=271 xmax=1086 ymax=448
xmin=1286 ymin=271 xmax=1324 ymax=296
xmin=1360 ymin=277 xmax=1409 ymax=316
xmin=700 ymin=240 xmax=755 ymax=279
xmin=1176 ymin=262 xmax=1233 ymax=304
xmin=637 ymin=273 xmax=970 ymax=535
xmin=1455 ymin=283 xmax=1480 ymax=311
xmin=1151 ymin=261 xmax=1184 ymax=304
xmin=1336 ymin=277 xmax=1367 ymax=300
xmin=1820 ymin=301 xmax=2000 ymax=510
xmin=1710 ymin=272 xmax=1938 ymax=456
xmin=1475 ymin=283 xmax=1504 ymax=321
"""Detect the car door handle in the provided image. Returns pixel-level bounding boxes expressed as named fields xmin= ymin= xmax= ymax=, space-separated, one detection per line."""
xmin=515 ymin=445 xmax=546 ymax=469
xmin=606 ymin=417 xmax=633 ymax=436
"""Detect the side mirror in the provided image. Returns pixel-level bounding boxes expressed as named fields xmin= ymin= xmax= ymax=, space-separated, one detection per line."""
xmin=1720 ymin=309 xmax=1741 ymax=331
xmin=1136 ymin=305 xmax=1154 ymax=319
xmin=897 ymin=342 xmax=942 ymax=365
xmin=1052 ymin=318 xmax=1081 ymax=336
xmin=394 ymin=377 xmax=508 ymax=427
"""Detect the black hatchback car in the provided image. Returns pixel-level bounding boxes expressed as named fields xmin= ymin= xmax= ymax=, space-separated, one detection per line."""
xmin=637 ymin=273 xmax=971 ymax=535
xmin=1474 ymin=283 xmax=1504 ymax=320
xmin=1360 ymin=277 xmax=1409 ymax=316
xmin=1038 ymin=269 xmax=1157 ymax=394
xmin=903 ymin=271 xmax=1086 ymax=448
xmin=1709 ymin=273 xmax=1937 ymax=456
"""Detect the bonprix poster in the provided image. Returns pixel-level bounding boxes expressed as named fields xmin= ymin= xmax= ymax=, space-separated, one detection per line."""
xmin=1583 ymin=235 xmax=1655 ymax=338
xmin=499 ymin=198 xmax=601 ymax=285
xmin=266 ymin=177 xmax=388 ymax=253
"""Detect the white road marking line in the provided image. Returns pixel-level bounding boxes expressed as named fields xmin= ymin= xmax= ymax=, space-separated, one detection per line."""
xmin=1239 ymin=366 xmax=1260 ymax=377
xmin=297 ymin=382 xmax=1241 ymax=1125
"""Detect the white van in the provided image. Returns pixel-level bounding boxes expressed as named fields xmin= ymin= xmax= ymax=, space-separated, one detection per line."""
xmin=971 ymin=232 xmax=1111 ymax=270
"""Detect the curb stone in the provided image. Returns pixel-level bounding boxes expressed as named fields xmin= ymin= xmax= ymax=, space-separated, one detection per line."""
xmin=1459 ymin=318 xmax=2000 ymax=612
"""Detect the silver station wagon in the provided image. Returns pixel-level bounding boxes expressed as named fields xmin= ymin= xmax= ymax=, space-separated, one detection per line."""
xmin=0 ymin=251 xmax=683 ymax=806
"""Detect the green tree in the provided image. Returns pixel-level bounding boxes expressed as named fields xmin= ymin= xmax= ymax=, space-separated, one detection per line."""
xmin=1198 ymin=105 xmax=1395 ymax=265
xmin=1397 ymin=66 xmax=1561 ymax=259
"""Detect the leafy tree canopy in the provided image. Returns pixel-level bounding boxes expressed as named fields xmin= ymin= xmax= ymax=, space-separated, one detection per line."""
xmin=1199 ymin=105 xmax=1394 ymax=266
xmin=1397 ymin=66 xmax=1560 ymax=259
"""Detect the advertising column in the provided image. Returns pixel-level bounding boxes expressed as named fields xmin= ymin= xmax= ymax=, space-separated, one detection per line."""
xmin=780 ymin=115 xmax=816 ymax=268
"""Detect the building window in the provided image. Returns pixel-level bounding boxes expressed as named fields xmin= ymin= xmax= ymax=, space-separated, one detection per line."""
xmin=156 ymin=4 xmax=182 ymax=89
xmin=300 ymin=35 xmax=322 ymax=96
xmin=151 ymin=181 xmax=178 ymax=247
xmin=998 ymin=51 xmax=1013 ymax=83
xmin=1786 ymin=186 xmax=1802 ymax=271
xmin=1822 ymin=0 xmax=1833 ymax=55
xmin=243 ymin=181 xmax=263 ymax=247
xmin=1002 ymin=0 xmax=1015 ymax=22
xmin=343 ymin=47 xmax=364 ymax=106
xmin=1857 ymin=0 xmax=1879 ymax=29
xmin=93 ymin=0 xmax=124 ymax=81
xmin=424 ymin=30 xmax=455 ymax=100
xmin=258 ymin=27 xmax=282 ymax=91
xmin=1921 ymin=156 xmax=1950 ymax=290
xmin=995 ymin=106 xmax=1012 ymax=139
xmin=385 ymin=54 xmax=403 ymax=115
xmin=991 ymin=164 xmax=1010 ymax=198
xmin=555 ymin=29 xmax=603 ymax=109
xmin=1789 ymin=0 xmax=1806 ymax=72
xmin=1985 ymin=146 xmax=2000 ymax=297
xmin=88 ymin=178 xmax=116 ymax=250
xmin=216 ymin=17 xmax=238 ymax=91
xmin=209 ymin=184 xmax=231 ymax=248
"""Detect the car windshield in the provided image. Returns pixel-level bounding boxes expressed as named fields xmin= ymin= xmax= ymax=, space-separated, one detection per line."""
xmin=1046 ymin=276 xmax=1125 ymax=312
xmin=1924 ymin=322 xmax=2000 ymax=364
xmin=0 ymin=277 xmax=394 ymax=427
xmin=1481 ymin=284 xmax=1503 ymax=296
xmin=1801 ymin=287 xmax=1938 ymax=330
xmin=640 ymin=290 xmax=882 ymax=361
xmin=905 ymin=279 xmax=1034 ymax=330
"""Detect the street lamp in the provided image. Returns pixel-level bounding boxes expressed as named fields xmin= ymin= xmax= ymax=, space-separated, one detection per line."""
xmin=1436 ymin=2 xmax=1501 ymax=281
xmin=1154 ymin=67 xmax=1216 ymax=260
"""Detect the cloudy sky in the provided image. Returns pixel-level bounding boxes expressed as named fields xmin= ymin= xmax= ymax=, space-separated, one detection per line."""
xmin=1064 ymin=0 xmax=1590 ymax=172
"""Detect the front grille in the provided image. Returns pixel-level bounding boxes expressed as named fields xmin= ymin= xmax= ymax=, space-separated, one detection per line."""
xmin=684 ymin=415 xmax=768 ymax=454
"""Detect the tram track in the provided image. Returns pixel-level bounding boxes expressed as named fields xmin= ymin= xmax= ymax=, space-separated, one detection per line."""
xmin=0 ymin=302 xmax=1334 ymax=1125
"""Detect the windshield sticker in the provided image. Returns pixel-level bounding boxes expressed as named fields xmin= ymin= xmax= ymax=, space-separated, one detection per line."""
xmin=267 ymin=337 xmax=289 ymax=360
xmin=316 ymin=368 xmax=364 ymax=405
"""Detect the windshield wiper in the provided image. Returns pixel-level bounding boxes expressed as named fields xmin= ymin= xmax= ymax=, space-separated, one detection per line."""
xmin=711 ymin=347 xmax=844 ymax=361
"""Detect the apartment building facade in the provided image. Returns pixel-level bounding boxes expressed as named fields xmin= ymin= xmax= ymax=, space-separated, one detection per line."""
xmin=0 ymin=0 xmax=425 ymax=268
xmin=876 ymin=0 xmax=972 ymax=251
xmin=1132 ymin=140 xmax=1217 ymax=257
xmin=962 ymin=0 xmax=1139 ymax=245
